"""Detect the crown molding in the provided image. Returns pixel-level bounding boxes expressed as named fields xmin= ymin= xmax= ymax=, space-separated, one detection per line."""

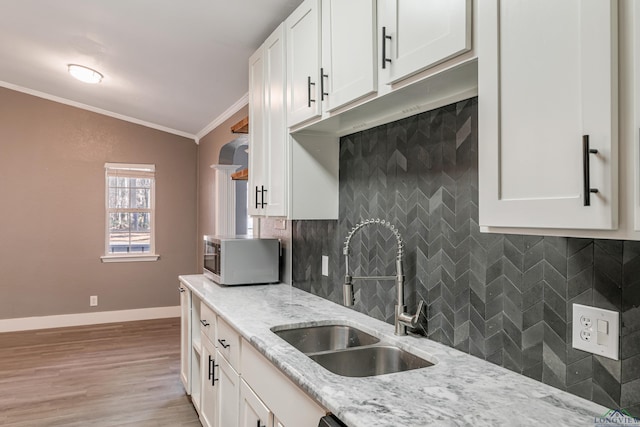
xmin=0 ymin=80 xmax=197 ymax=141
xmin=195 ymin=92 xmax=249 ymax=144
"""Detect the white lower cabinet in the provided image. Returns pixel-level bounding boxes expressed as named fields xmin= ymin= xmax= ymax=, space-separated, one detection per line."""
xmin=200 ymin=336 xmax=218 ymax=427
xmin=241 ymin=338 xmax=326 ymax=427
xmin=240 ymin=380 xmax=272 ymax=427
xmin=180 ymin=295 xmax=327 ymax=427
xmin=179 ymin=284 xmax=191 ymax=394
xmin=216 ymin=351 xmax=240 ymax=427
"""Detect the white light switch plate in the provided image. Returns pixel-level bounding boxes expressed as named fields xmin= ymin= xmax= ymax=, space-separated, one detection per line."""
xmin=321 ymin=256 xmax=329 ymax=276
xmin=572 ymin=303 xmax=619 ymax=360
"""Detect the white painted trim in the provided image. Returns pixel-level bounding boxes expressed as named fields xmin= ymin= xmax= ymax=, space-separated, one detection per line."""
xmin=100 ymin=254 xmax=160 ymax=263
xmin=0 ymin=80 xmax=197 ymax=140
xmin=105 ymin=163 xmax=155 ymax=171
xmin=195 ymin=93 xmax=249 ymax=143
xmin=211 ymin=164 xmax=241 ymax=235
xmin=0 ymin=306 xmax=180 ymax=333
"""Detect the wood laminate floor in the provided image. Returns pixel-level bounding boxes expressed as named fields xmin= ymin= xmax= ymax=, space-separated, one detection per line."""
xmin=0 ymin=318 xmax=200 ymax=427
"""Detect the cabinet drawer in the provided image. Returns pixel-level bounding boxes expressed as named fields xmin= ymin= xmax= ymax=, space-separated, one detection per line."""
xmin=216 ymin=316 xmax=240 ymax=371
xmin=241 ymin=338 xmax=326 ymax=427
xmin=200 ymin=302 xmax=217 ymax=344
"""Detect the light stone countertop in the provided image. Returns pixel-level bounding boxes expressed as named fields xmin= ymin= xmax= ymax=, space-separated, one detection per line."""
xmin=179 ymin=274 xmax=617 ymax=427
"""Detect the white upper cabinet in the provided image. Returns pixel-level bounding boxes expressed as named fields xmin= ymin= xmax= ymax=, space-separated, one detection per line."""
xmin=634 ymin=0 xmax=640 ymax=231
xmin=321 ymin=0 xmax=377 ymax=112
xmin=286 ymin=0 xmax=322 ymax=127
xmin=248 ymin=48 xmax=265 ymax=217
xmin=379 ymin=0 xmax=471 ymax=85
xmin=249 ymin=24 xmax=288 ymax=217
xmin=478 ymin=0 xmax=618 ymax=231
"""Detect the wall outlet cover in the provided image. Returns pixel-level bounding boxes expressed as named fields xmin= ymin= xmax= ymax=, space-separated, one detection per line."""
xmin=90 ymin=295 xmax=98 ymax=307
xmin=572 ymin=303 xmax=619 ymax=360
xmin=321 ymin=255 xmax=329 ymax=276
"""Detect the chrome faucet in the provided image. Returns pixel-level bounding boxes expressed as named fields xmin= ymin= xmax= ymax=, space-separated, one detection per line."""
xmin=343 ymin=218 xmax=424 ymax=336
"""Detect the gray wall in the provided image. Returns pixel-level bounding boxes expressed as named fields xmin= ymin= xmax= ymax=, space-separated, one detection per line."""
xmin=292 ymin=98 xmax=640 ymax=416
xmin=0 ymin=87 xmax=198 ymax=319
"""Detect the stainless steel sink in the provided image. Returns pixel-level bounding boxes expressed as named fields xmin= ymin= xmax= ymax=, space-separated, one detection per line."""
xmin=272 ymin=323 xmax=434 ymax=377
xmin=309 ymin=345 xmax=433 ymax=377
xmin=272 ymin=324 xmax=380 ymax=353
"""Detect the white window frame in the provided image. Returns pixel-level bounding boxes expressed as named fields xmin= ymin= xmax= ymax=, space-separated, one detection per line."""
xmin=100 ymin=163 xmax=159 ymax=263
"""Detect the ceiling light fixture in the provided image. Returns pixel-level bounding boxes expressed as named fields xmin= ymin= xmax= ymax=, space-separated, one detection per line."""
xmin=67 ymin=64 xmax=103 ymax=84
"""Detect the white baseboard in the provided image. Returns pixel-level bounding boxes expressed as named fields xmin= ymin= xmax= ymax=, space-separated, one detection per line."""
xmin=0 ymin=306 xmax=181 ymax=333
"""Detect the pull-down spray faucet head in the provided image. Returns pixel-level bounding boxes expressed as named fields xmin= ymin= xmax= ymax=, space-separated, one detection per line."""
xmin=343 ymin=245 xmax=354 ymax=306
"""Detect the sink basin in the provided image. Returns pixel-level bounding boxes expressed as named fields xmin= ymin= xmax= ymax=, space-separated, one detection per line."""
xmin=272 ymin=324 xmax=380 ymax=353
xmin=309 ymin=345 xmax=434 ymax=377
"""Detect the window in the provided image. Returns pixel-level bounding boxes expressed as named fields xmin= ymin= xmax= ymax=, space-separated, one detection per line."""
xmin=101 ymin=163 xmax=159 ymax=262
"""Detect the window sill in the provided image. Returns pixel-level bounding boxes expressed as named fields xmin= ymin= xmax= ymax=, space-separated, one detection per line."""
xmin=100 ymin=254 xmax=160 ymax=263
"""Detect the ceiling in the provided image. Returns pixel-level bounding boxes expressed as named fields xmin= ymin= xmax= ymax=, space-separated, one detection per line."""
xmin=0 ymin=0 xmax=302 ymax=139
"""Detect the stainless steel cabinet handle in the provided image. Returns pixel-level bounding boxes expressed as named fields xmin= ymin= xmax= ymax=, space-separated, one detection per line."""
xmin=582 ymin=135 xmax=599 ymax=206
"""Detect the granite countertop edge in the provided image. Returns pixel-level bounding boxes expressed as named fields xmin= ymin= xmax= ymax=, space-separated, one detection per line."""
xmin=179 ymin=274 xmax=616 ymax=427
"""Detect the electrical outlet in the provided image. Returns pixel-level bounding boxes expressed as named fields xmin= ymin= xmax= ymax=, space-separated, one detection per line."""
xmin=572 ymin=303 xmax=619 ymax=360
xmin=90 ymin=295 xmax=98 ymax=307
xmin=580 ymin=315 xmax=592 ymax=328
xmin=321 ymin=256 xmax=329 ymax=276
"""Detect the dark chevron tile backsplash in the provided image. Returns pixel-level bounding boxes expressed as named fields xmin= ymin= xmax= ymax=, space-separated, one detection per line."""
xmin=291 ymin=98 xmax=640 ymax=416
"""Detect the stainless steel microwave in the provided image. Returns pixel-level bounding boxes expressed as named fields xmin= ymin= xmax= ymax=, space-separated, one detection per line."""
xmin=203 ymin=235 xmax=280 ymax=285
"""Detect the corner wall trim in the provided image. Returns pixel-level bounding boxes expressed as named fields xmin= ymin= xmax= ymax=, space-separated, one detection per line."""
xmin=0 ymin=306 xmax=181 ymax=333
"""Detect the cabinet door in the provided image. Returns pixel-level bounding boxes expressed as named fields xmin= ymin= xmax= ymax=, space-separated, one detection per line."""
xmin=286 ymin=0 xmax=321 ymax=127
xmin=240 ymin=380 xmax=273 ymax=427
xmin=200 ymin=338 xmax=218 ymax=427
xmin=248 ymin=46 xmax=266 ymax=216
xmin=380 ymin=0 xmax=471 ymax=85
xmin=264 ymin=24 xmax=288 ymax=217
xmin=478 ymin=0 xmax=618 ymax=230
xmin=321 ymin=0 xmax=377 ymax=112
xmin=634 ymin=0 xmax=640 ymax=230
xmin=179 ymin=285 xmax=191 ymax=394
xmin=216 ymin=352 xmax=239 ymax=427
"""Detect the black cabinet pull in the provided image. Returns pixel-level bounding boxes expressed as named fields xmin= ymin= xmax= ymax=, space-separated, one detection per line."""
xmin=321 ymin=68 xmax=328 ymax=101
xmin=582 ymin=135 xmax=599 ymax=206
xmin=382 ymin=26 xmax=392 ymax=69
xmin=218 ymin=338 xmax=231 ymax=349
xmin=200 ymin=319 xmax=210 ymax=327
xmin=307 ymin=76 xmax=316 ymax=107
xmin=261 ymin=186 xmax=267 ymax=208
xmin=210 ymin=356 xmax=219 ymax=386
xmin=178 ymin=287 xmax=185 ymax=293
xmin=255 ymin=186 xmax=260 ymax=209
xmin=256 ymin=186 xmax=267 ymax=209
xmin=256 ymin=420 xmax=265 ymax=427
